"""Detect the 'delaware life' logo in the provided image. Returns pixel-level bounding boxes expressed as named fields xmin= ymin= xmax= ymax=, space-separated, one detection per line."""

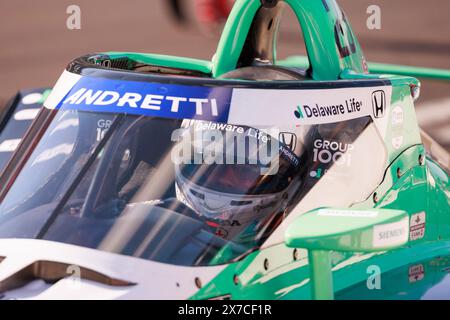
xmin=294 ymin=98 xmax=363 ymax=121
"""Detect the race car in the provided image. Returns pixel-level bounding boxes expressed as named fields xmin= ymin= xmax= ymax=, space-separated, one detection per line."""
xmin=0 ymin=0 xmax=449 ymax=300
xmin=0 ymin=89 xmax=51 ymax=172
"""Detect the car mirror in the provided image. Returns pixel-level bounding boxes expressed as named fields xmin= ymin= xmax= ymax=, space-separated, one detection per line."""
xmin=284 ymin=208 xmax=409 ymax=300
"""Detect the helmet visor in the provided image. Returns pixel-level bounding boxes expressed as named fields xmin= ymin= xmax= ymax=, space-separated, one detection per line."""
xmin=176 ymin=121 xmax=301 ymax=195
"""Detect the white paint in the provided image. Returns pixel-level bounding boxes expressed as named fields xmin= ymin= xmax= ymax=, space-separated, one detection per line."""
xmin=0 ymin=239 xmax=225 ymax=300
xmin=44 ymin=70 xmax=82 ymax=110
xmin=391 ymin=106 xmax=404 ymax=126
xmin=21 ymin=93 xmax=43 ymax=105
xmin=228 ymin=86 xmax=392 ymax=126
xmin=0 ymin=139 xmax=21 ymax=152
xmin=392 ymin=136 xmax=404 ymax=149
xmin=410 ymin=211 xmax=426 ymax=241
xmin=13 ymin=108 xmax=40 ymax=121
xmin=318 ymin=209 xmax=379 ymax=218
xmin=263 ymin=124 xmax=388 ymax=248
xmin=46 ymin=70 xmax=394 ymax=131
xmin=408 ymin=264 xmax=424 ymax=283
xmin=372 ymin=217 xmax=409 ymax=249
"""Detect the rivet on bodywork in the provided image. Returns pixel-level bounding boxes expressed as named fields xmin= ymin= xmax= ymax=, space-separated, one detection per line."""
xmin=373 ymin=192 xmax=379 ymax=204
xmin=293 ymin=249 xmax=299 ymax=261
xmin=263 ymin=259 xmax=269 ymax=271
xmin=419 ymin=154 xmax=425 ymax=166
xmin=195 ymin=277 xmax=202 ymax=289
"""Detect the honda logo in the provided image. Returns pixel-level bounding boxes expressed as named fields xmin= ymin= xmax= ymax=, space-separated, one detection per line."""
xmin=279 ymin=132 xmax=297 ymax=151
xmin=372 ymin=90 xmax=386 ymax=118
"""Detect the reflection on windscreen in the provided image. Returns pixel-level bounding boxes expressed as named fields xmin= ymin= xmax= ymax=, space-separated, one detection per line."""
xmin=0 ymin=108 xmax=380 ymax=266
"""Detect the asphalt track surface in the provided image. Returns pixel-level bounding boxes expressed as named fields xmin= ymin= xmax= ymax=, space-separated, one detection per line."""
xmin=0 ymin=0 xmax=449 ymax=149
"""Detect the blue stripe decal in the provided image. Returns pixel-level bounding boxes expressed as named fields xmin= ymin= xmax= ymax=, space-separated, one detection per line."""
xmin=57 ymin=76 xmax=233 ymax=122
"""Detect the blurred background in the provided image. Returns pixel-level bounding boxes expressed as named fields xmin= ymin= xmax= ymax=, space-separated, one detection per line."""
xmin=0 ymin=0 xmax=449 ymax=149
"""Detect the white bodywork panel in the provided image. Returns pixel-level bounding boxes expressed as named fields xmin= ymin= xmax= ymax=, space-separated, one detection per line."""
xmin=0 ymin=239 xmax=225 ymax=300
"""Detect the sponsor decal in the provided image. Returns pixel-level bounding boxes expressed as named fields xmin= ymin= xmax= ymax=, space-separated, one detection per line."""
xmin=309 ymin=169 xmax=323 ymax=179
xmin=409 ymin=211 xmax=426 ymax=241
xmin=391 ymin=106 xmax=404 ymax=126
xmin=372 ymin=90 xmax=386 ymax=118
xmin=309 ymin=168 xmax=349 ymax=180
xmin=309 ymin=168 xmax=322 ymax=179
xmin=294 ymin=98 xmax=363 ymax=120
xmin=13 ymin=108 xmax=40 ymax=121
xmin=408 ymin=264 xmax=425 ymax=283
xmin=294 ymin=106 xmax=304 ymax=119
xmin=279 ymin=143 xmax=300 ymax=167
xmin=318 ymin=209 xmax=379 ymax=218
xmin=392 ymin=136 xmax=404 ymax=150
xmin=176 ymin=120 xmax=300 ymax=169
xmin=56 ymin=77 xmax=232 ymax=122
xmin=390 ymin=105 xmax=404 ymax=150
xmin=313 ymin=138 xmax=354 ymax=166
xmin=185 ymin=120 xmax=245 ymax=134
xmin=21 ymin=93 xmax=43 ymax=105
xmin=372 ymin=218 xmax=409 ymax=248
xmin=309 ymin=138 xmax=354 ymax=180
xmin=96 ymin=118 xmax=113 ymax=142
xmin=47 ymin=71 xmax=393 ymax=127
xmin=0 ymin=139 xmax=21 ymax=153
xmin=191 ymin=121 xmax=272 ymax=144
xmin=279 ymin=132 xmax=297 ymax=151
xmin=228 ymin=86 xmax=392 ymax=126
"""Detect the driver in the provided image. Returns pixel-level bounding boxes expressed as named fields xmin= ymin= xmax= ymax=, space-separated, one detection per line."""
xmin=173 ymin=119 xmax=305 ymax=242
xmin=168 ymin=65 xmax=309 ymax=242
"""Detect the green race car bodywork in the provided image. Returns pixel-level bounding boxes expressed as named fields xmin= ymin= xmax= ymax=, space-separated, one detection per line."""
xmin=189 ymin=0 xmax=449 ymax=300
xmin=95 ymin=0 xmax=449 ymax=300
xmin=1 ymin=0 xmax=449 ymax=300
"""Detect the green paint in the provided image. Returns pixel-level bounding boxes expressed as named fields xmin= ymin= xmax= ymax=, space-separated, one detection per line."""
xmin=279 ymin=55 xmax=450 ymax=82
xmin=285 ymin=208 xmax=409 ymax=252
xmin=39 ymin=89 xmax=52 ymax=104
xmin=285 ymin=208 xmax=408 ymax=299
xmin=47 ymin=0 xmax=450 ymax=300
xmin=294 ymin=106 xmax=304 ymax=119
xmin=187 ymin=0 xmax=450 ymax=300
xmin=368 ymin=62 xmax=450 ymax=82
xmin=308 ymin=250 xmax=334 ymax=300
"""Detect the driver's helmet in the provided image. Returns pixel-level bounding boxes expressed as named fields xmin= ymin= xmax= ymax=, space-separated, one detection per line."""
xmin=173 ymin=66 xmax=307 ymax=240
